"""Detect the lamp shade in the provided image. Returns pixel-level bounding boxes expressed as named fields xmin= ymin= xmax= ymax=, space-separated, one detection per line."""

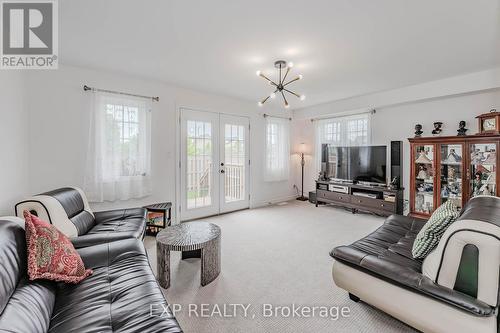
xmin=296 ymin=143 xmax=308 ymax=155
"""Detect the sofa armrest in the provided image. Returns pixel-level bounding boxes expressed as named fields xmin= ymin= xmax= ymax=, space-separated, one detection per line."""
xmin=93 ymin=208 xmax=147 ymax=224
xmin=418 ymin=277 xmax=495 ymax=316
xmin=423 ymin=219 xmax=500 ymax=307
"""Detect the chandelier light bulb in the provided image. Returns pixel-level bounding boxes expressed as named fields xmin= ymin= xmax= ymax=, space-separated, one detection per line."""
xmin=258 ymin=101 xmax=263 ymax=107
xmin=300 ymin=95 xmax=306 ymax=101
xmin=256 ymin=70 xmax=262 ymax=76
xmin=298 ymin=74 xmax=303 ymax=80
xmin=270 ymin=92 xmax=276 ymax=99
xmin=284 ymin=103 xmax=290 ymax=109
xmin=287 ymin=62 xmax=294 ymax=68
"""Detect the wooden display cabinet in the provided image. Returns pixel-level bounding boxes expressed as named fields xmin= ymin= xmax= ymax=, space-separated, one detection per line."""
xmin=409 ymin=134 xmax=499 ymax=218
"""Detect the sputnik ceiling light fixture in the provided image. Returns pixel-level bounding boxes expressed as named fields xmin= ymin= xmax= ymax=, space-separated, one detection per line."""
xmin=256 ymin=60 xmax=305 ymax=109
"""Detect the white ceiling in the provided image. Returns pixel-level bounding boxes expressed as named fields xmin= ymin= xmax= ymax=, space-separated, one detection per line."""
xmin=60 ymin=0 xmax=500 ymax=109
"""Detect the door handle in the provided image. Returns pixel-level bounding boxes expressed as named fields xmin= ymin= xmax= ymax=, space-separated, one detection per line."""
xmin=221 ymin=162 xmax=224 ymax=166
xmin=220 ymin=170 xmax=225 ymax=174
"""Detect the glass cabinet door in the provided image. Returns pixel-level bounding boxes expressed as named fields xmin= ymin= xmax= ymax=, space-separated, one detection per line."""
xmin=469 ymin=142 xmax=497 ymax=198
xmin=439 ymin=144 xmax=463 ymax=211
xmin=414 ymin=145 xmax=435 ymax=214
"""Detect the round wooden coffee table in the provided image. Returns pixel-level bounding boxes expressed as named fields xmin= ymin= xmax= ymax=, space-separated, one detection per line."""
xmin=156 ymin=222 xmax=221 ymax=289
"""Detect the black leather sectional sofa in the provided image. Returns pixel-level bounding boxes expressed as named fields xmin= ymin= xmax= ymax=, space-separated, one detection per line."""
xmin=0 ymin=217 xmax=183 ymax=333
xmin=331 ymin=196 xmax=500 ymax=333
xmin=5 ymin=187 xmax=183 ymax=332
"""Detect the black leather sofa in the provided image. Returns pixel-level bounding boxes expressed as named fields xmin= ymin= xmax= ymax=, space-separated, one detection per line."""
xmin=0 ymin=218 xmax=182 ymax=333
xmin=15 ymin=187 xmax=147 ymax=248
xmin=331 ymin=196 xmax=500 ymax=333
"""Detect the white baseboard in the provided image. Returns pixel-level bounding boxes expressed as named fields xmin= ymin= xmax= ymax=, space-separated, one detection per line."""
xmin=250 ymin=194 xmax=300 ymax=209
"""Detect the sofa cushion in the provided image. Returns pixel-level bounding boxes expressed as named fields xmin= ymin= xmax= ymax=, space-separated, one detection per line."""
xmin=90 ymin=208 xmax=146 ymax=237
xmin=48 ymin=239 xmax=182 ymax=333
xmin=42 ymin=187 xmax=86 ymax=219
xmin=0 ymin=219 xmax=57 ymax=333
xmin=41 ymin=187 xmax=96 ymax=235
xmin=24 ymin=211 xmax=93 ymax=284
xmin=412 ymin=200 xmax=460 ymax=259
xmin=0 ymin=277 xmax=57 ymax=333
xmin=70 ymin=210 xmax=96 ymax=236
xmin=69 ymin=208 xmax=147 ymax=249
xmin=331 ymin=214 xmax=426 ymax=273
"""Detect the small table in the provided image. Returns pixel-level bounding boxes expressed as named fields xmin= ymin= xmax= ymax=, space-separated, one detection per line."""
xmin=143 ymin=202 xmax=172 ymax=235
xmin=156 ymin=222 xmax=221 ymax=289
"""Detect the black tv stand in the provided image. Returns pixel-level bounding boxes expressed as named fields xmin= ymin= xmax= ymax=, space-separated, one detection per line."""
xmin=315 ymin=180 xmax=403 ymax=216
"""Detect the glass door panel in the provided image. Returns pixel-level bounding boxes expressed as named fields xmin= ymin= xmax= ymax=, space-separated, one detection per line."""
xmin=414 ymin=145 xmax=435 ymax=215
xmin=186 ymin=120 xmax=213 ymax=209
xmin=224 ymin=124 xmax=245 ymax=202
xmin=439 ymin=144 xmax=463 ymax=211
xmin=219 ymin=114 xmax=249 ymax=213
xmin=180 ymin=109 xmax=220 ymax=221
xmin=469 ymin=142 xmax=497 ymax=197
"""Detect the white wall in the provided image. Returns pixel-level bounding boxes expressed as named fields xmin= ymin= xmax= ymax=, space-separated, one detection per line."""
xmin=0 ymin=72 xmax=30 ymax=215
xmin=292 ymin=80 xmax=500 ymax=210
xmin=25 ymin=65 xmax=295 ymax=221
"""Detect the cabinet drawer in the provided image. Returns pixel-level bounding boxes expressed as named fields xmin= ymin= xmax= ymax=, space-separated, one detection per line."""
xmin=317 ymin=190 xmax=350 ymax=203
xmin=351 ymin=196 xmax=395 ymax=212
xmin=376 ymin=201 xmax=395 ymax=212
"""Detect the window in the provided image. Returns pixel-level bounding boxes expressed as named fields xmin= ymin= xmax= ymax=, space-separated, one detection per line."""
xmin=317 ymin=114 xmax=370 ymax=147
xmin=324 ymin=121 xmax=342 ymax=143
xmin=314 ymin=112 xmax=372 ymax=170
xmin=104 ymin=103 xmax=144 ymax=178
xmin=264 ymin=117 xmax=290 ymax=182
xmin=346 ymin=117 xmax=369 ymax=145
xmin=84 ymin=92 xmax=152 ymax=202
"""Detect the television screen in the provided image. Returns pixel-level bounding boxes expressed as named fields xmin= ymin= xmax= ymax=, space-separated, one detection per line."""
xmin=322 ymin=145 xmax=387 ymax=184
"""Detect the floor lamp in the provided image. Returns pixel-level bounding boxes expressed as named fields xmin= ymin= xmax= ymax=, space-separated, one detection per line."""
xmin=296 ymin=143 xmax=308 ymax=201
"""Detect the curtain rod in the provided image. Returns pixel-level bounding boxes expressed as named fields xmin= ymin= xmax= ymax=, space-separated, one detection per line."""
xmin=83 ymin=85 xmax=159 ymax=102
xmin=310 ymin=109 xmax=375 ymax=122
xmin=263 ymin=113 xmax=292 ymax=121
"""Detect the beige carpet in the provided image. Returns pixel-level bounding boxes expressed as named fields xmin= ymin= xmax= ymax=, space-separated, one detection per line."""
xmin=144 ymin=201 xmax=418 ymax=333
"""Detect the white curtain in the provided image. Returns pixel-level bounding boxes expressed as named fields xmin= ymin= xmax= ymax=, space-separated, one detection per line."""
xmin=264 ymin=116 xmax=290 ymax=182
xmin=314 ymin=112 xmax=372 ymax=175
xmin=84 ymin=92 xmax=152 ymax=202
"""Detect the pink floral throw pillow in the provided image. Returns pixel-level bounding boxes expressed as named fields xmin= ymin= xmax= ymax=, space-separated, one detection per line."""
xmin=24 ymin=210 xmax=92 ymax=284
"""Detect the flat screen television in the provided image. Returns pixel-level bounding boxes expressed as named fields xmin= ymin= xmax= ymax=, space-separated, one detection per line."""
xmin=321 ymin=144 xmax=387 ymax=185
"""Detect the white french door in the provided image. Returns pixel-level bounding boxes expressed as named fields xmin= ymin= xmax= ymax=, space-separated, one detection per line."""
xmin=180 ymin=109 xmax=249 ymax=221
